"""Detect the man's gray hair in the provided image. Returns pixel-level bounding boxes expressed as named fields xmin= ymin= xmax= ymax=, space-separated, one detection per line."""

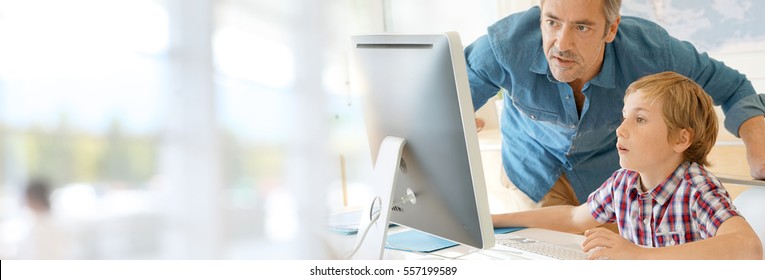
xmin=603 ymin=0 xmax=622 ymax=27
xmin=540 ymin=0 xmax=622 ymax=27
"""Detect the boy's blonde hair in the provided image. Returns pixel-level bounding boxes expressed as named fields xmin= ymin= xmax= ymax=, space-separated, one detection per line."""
xmin=624 ymin=71 xmax=718 ymax=166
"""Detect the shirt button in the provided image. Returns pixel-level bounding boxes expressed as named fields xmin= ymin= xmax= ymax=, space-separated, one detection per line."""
xmin=570 ymin=125 xmax=575 ymax=129
xmin=530 ymin=114 xmax=536 ymax=120
xmin=670 ymin=240 xmax=676 ymax=246
xmin=643 ymin=219 xmax=650 ymax=226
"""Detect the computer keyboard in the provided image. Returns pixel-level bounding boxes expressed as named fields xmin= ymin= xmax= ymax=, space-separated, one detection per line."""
xmin=495 ymin=234 xmax=587 ymax=260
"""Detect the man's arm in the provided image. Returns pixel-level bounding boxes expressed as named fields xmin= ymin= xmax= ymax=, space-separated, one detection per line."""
xmin=492 ymin=204 xmax=600 ymax=234
xmin=665 ymin=33 xmax=765 ymax=179
xmin=739 ymin=116 xmax=765 ymax=179
xmin=583 ymin=216 xmax=763 ymax=259
xmin=464 ymin=35 xmax=507 ymax=111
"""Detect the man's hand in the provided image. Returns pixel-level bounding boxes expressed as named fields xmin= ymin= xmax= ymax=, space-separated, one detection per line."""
xmin=748 ymin=150 xmax=765 ymax=179
xmin=475 ymin=117 xmax=485 ymax=132
xmin=582 ymin=228 xmax=644 ymax=260
xmin=739 ymin=116 xmax=765 ymax=179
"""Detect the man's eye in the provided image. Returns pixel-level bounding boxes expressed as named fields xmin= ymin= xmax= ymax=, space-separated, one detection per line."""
xmin=636 ymin=117 xmax=646 ymax=123
xmin=576 ymin=25 xmax=590 ymax=32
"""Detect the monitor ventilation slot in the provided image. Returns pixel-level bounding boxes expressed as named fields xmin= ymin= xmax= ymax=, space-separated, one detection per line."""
xmin=356 ymin=43 xmax=433 ymax=49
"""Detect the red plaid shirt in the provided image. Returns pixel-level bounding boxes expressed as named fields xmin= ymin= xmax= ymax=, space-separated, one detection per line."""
xmin=587 ymin=162 xmax=740 ymax=247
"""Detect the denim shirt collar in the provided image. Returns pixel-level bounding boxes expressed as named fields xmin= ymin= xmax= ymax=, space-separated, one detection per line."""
xmin=529 ymin=43 xmax=617 ymax=89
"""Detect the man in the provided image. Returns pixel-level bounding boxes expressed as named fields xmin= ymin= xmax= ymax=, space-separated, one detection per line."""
xmin=465 ymin=0 xmax=765 ymax=210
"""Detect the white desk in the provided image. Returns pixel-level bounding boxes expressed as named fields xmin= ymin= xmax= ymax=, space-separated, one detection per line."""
xmin=385 ymin=228 xmax=585 ymax=260
xmin=325 ymin=226 xmax=586 ymax=260
xmin=717 ymin=174 xmax=765 ymax=188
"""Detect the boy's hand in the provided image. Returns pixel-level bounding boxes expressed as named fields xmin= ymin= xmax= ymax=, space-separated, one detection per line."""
xmin=582 ymin=228 xmax=643 ymax=260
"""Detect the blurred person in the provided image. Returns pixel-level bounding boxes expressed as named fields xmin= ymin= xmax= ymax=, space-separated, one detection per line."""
xmin=15 ymin=178 xmax=78 ymax=259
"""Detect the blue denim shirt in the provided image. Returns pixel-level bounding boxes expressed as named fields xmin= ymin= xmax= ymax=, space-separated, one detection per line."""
xmin=465 ymin=7 xmax=765 ymax=203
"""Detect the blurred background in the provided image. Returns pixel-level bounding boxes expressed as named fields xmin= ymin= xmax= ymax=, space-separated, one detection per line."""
xmin=0 ymin=0 xmax=507 ymax=260
xmin=0 ymin=0 xmax=762 ymax=259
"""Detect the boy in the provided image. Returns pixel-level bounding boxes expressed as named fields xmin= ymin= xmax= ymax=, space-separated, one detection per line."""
xmin=492 ymin=71 xmax=763 ymax=259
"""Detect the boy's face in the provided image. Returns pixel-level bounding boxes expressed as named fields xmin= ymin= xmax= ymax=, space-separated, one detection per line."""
xmin=616 ymin=91 xmax=681 ymax=173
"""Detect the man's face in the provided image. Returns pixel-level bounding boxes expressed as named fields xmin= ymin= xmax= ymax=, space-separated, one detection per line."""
xmin=540 ymin=0 xmax=618 ymax=84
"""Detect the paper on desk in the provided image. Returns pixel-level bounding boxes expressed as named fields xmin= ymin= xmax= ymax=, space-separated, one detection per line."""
xmin=326 ymin=209 xmax=398 ymax=235
xmin=494 ymin=227 xmax=524 ymax=234
xmin=326 ymin=210 xmax=363 ymax=235
xmin=384 ymin=227 xmax=525 ymax=253
xmin=385 ymin=230 xmax=458 ymax=253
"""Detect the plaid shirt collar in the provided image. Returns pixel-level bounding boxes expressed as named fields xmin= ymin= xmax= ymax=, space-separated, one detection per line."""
xmin=628 ymin=162 xmax=691 ymax=205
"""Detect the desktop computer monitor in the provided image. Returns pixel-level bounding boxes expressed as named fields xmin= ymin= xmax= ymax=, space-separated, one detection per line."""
xmin=348 ymin=32 xmax=495 ymax=259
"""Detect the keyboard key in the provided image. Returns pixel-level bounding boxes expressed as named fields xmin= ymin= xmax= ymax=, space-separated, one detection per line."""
xmin=495 ymin=234 xmax=587 ymax=260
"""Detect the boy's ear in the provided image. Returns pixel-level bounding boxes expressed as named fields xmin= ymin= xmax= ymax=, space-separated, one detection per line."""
xmin=673 ymin=128 xmax=693 ymax=154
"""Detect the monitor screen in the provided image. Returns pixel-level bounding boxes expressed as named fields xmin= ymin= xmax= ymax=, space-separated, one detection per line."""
xmin=349 ymin=32 xmax=494 ymax=257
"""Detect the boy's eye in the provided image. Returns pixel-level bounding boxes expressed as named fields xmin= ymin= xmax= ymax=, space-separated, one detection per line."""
xmin=636 ymin=117 xmax=646 ymax=123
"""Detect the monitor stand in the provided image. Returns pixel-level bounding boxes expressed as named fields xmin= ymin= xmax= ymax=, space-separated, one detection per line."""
xmin=351 ymin=136 xmax=406 ymax=260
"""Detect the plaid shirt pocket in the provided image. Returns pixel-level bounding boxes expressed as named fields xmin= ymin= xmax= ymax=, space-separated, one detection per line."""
xmin=655 ymin=225 xmax=687 ymax=247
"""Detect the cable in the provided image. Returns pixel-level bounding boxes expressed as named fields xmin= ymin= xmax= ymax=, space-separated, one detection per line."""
xmin=342 ymin=192 xmax=416 ymax=259
xmin=343 ymin=209 xmax=380 ymax=259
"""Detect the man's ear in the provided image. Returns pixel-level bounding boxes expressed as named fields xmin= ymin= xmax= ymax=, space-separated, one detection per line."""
xmin=673 ymin=128 xmax=693 ymax=154
xmin=605 ymin=16 xmax=620 ymax=43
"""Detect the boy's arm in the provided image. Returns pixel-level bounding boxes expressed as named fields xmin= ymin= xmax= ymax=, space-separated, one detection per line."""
xmin=583 ymin=216 xmax=763 ymax=259
xmin=492 ymin=204 xmax=600 ymax=234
